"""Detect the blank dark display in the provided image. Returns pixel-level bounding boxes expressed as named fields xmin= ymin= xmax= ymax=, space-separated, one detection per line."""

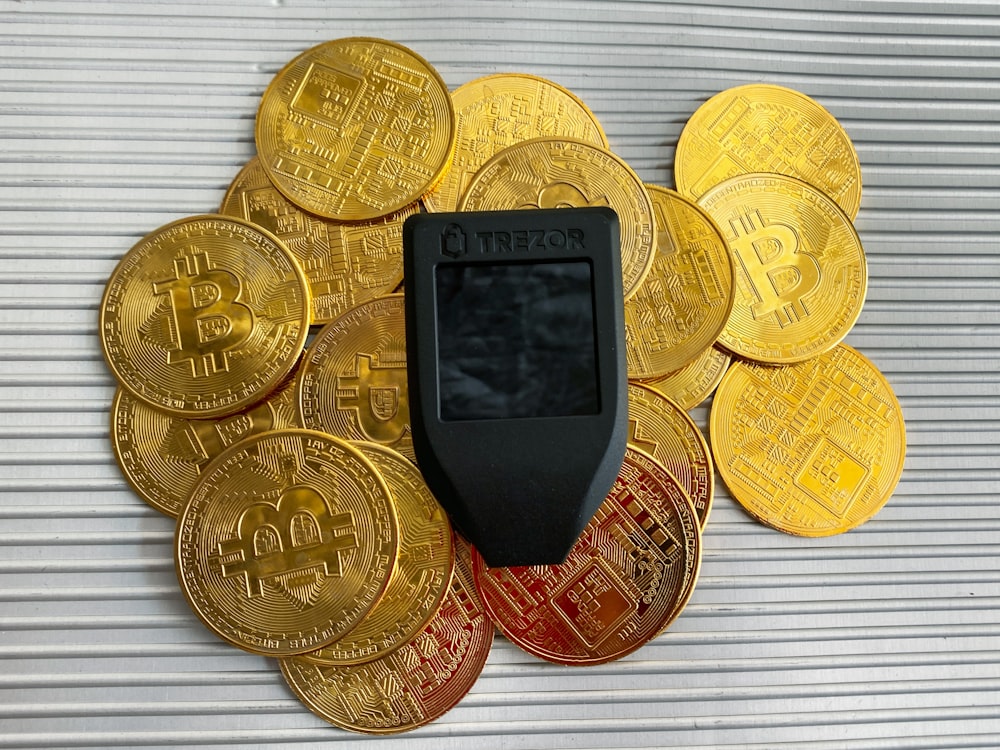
xmin=436 ymin=261 xmax=599 ymax=421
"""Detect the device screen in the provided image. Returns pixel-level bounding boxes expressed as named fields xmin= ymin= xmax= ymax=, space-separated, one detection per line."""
xmin=435 ymin=260 xmax=599 ymax=421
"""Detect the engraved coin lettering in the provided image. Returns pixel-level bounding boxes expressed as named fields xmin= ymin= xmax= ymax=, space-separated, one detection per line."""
xmin=627 ymin=382 xmax=715 ymax=529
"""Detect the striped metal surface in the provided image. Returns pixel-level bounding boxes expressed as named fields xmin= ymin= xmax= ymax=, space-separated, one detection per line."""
xmin=1 ymin=1 xmax=999 ymax=747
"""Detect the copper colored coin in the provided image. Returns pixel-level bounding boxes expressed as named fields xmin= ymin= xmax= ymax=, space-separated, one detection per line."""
xmin=280 ymin=536 xmax=493 ymax=734
xmin=472 ymin=447 xmax=701 ymax=665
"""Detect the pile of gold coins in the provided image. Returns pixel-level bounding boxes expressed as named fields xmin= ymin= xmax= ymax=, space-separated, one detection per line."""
xmin=99 ymin=36 xmax=906 ymax=734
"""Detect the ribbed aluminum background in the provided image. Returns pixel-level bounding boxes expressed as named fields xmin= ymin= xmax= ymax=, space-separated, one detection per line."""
xmin=2 ymin=1 xmax=999 ymax=748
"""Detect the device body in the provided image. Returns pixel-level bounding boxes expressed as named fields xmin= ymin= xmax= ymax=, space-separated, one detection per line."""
xmin=403 ymin=207 xmax=627 ymax=567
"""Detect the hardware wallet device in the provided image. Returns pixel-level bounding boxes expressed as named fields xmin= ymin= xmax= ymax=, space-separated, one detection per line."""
xmin=403 ymin=207 xmax=627 ymax=567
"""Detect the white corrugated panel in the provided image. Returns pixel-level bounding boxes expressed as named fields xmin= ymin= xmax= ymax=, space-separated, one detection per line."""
xmin=1 ymin=0 xmax=998 ymax=748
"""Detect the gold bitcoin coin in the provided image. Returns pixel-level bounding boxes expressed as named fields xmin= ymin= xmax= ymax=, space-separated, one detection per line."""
xmin=174 ymin=429 xmax=398 ymax=656
xmin=640 ymin=345 xmax=731 ymax=411
xmin=624 ymin=186 xmax=735 ymax=378
xmin=697 ymin=173 xmax=867 ymax=364
xmin=304 ymin=442 xmax=454 ymax=665
xmin=297 ymin=294 xmax=412 ymax=460
xmin=111 ymin=374 xmax=299 ymax=517
xmin=219 ymin=157 xmax=417 ymax=325
xmin=100 ymin=214 xmax=311 ymax=418
xmin=457 ymin=137 xmax=655 ymax=300
xmin=628 ymin=382 xmax=714 ymax=529
xmin=472 ymin=447 xmax=701 ymax=665
xmin=255 ymin=37 xmax=456 ymax=221
xmin=423 ymin=73 xmax=608 ymax=213
xmin=710 ymin=344 xmax=906 ymax=536
xmin=675 ymin=83 xmax=862 ymax=219
xmin=280 ymin=536 xmax=493 ymax=734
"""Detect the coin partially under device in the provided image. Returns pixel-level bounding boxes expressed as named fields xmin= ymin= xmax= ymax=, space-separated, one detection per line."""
xmin=403 ymin=207 xmax=627 ymax=567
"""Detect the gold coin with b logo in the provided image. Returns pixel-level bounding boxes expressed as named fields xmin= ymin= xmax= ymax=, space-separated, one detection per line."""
xmin=99 ymin=215 xmax=311 ymax=418
xmin=174 ymin=429 xmax=399 ymax=656
xmin=698 ymin=173 xmax=867 ymax=364
xmin=297 ymin=294 xmax=414 ymax=460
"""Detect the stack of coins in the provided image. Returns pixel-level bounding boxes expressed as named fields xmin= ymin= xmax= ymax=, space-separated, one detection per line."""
xmin=98 ymin=37 xmax=905 ymax=733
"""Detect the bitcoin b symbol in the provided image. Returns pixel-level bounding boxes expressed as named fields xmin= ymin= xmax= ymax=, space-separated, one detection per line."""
xmin=153 ymin=252 xmax=254 ymax=377
xmin=731 ymin=211 xmax=820 ymax=328
xmin=214 ymin=486 xmax=357 ymax=600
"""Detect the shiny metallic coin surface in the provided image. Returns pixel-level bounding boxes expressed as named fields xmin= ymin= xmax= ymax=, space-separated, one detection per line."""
xmin=256 ymin=37 xmax=455 ymax=221
xmin=624 ymin=185 xmax=734 ymax=378
xmin=220 ymin=157 xmax=417 ymax=325
xmin=473 ymin=447 xmax=701 ymax=665
xmin=457 ymin=137 xmax=655 ymax=300
xmin=424 ymin=73 xmax=608 ymax=213
xmin=304 ymin=442 xmax=454 ymax=665
xmin=175 ymin=429 xmax=398 ymax=655
xmin=628 ymin=381 xmax=715 ymax=529
xmin=710 ymin=344 xmax=906 ymax=535
xmin=675 ymin=83 xmax=862 ymax=219
xmin=111 ymin=375 xmax=299 ymax=517
xmin=297 ymin=294 xmax=412 ymax=460
xmin=100 ymin=215 xmax=310 ymax=418
xmin=640 ymin=345 xmax=731 ymax=411
xmin=280 ymin=536 xmax=493 ymax=734
xmin=698 ymin=173 xmax=867 ymax=364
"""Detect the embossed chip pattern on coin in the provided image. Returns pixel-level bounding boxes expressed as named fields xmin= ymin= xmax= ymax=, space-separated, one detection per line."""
xmin=423 ymin=73 xmax=608 ymax=213
xmin=628 ymin=382 xmax=714 ymax=529
xmin=100 ymin=215 xmax=311 ymax=418
xmin=281 ymin=536 xmax=493 ymax=734
xmin=220 ymin=157 xmax=416 ymax=325
xmin=675 ymin=83 xmax=862 ymax=219
xmin=457 ymin=137 xmax=655 ymax=299
xmin=698 ymin=173 xmax=867 ymax=364
xmin=256 ymin=37 xmax=455 ymax=221
xmin=297 ymin=294 xmax=413 ymax=460
xmin=472 ymin=447 xmax=701 ymax=665
xmin=624 ymin=185 xmax=734 ymax=377
xmin=174 ymin=429 xmax=398 ymax=655
xmin=111 ymin=375 xmax=299 ymax=517
xmin=640 ymin=345 xmax=731 ymax=411
xmin=710 ymin=344 xmax=906 ymax=536
xmin=305 ymin=442 xmax=454 ymax=665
